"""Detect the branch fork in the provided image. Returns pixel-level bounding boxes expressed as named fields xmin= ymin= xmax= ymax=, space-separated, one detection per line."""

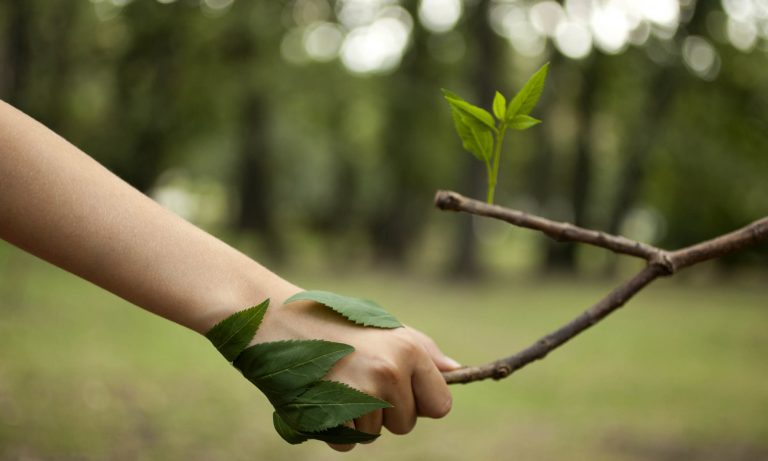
xmin=435 ymin=190 xmax=768 ymax=384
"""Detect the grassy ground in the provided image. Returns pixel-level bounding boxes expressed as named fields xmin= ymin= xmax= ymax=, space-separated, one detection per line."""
xmin=1 ymin=244 xmax=767 ymax=461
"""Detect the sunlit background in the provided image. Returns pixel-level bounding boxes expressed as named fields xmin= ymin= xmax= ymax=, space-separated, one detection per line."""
xmin=1 ymin=0 xmax=767 ymax=459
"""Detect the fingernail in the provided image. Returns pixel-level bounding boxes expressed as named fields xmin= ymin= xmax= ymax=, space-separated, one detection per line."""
xmin=443 ymin=356 xmax=462 ymax=369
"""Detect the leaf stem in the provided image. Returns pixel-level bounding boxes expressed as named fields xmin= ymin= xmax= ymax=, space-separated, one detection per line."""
xmin=487 ymin=123 xmax=508 ymax=204
xmin=484 ymin=159 xmax=493 ymax=203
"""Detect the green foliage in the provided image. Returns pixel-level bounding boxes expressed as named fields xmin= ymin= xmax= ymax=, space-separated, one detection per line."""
xmin=442 ymin=90 xmax=498 ymax=131
xmin=234 ymin=340 xmax=353 ymax=405
xmin=273 ymin=412 xmax=311 ymax=444
xmin=275 ymin=380 xmax=390 ymax=432
xmin=207 ymin=292 xmax=401 ymax=445
xmin=443 ymin=63 xmax=549 ymax=204
xmin=506 ymin=63 xmax=549 ymax=120
xmin=509 ymin=114 xmax=542 ymax=130
xmin=273 ymin=412 xmax=382 ymax=445
xmin=493 ymin=91 xmax=507 ymax=120
xmin=442 ymin=89 xmax=495 ymax=162
xmin=205 ymin=300 xmax=268 ymax=362
xmin=285 ymin=290 xmax=403 ymax=329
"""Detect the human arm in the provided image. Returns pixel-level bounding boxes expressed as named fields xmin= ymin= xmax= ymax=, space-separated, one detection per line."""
xmin=0 ymin=100 xmax=459 ymax=450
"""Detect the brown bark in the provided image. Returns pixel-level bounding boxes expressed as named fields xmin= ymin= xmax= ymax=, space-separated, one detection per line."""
xmin=434 ymin=190 xmax=768 ymax=384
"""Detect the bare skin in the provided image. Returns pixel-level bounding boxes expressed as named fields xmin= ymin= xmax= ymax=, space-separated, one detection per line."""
xmin=0 ymin=100 xmax=460 ymax=451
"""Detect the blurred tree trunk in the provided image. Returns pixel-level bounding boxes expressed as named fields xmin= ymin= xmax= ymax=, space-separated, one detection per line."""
xmin=236 ymin=93 xmax=284 ymax=264
xmin=223 ymin=0 xmax=285 ymax=263
xmin=545 ymin=57 xmax=600 ymax=272
xmin=606 ymin=66 xmax=677 ymax=236
xmin=526 ymin=52 xmax=562 ymax=273
xmin=603 ymin=0 xmax=712 ymax=274
xmin=1 ymin=0 xmax=30 ymax=106
xmin=113 ymin=60 xmax=172 ymax=192
xmin=39 ymin=3 xmax=76 ymax=132
xmin=316 ymin=105 xmax=359 ymax=250
xmin=108 ymin=4 xmax=183 ymax=193
xmin=367 ymin=7 xmax=437 ymax=265
xmin=3 ymin=0 xmax=79 ymax=130
xmin=449 ymin=0 xmax=503 ymax=278
xmin=527 ymin=53 xmax=563 ymax=207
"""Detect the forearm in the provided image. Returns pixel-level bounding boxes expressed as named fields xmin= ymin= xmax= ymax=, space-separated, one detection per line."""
xmin=0 ymin=100 xmax=296 ymax=333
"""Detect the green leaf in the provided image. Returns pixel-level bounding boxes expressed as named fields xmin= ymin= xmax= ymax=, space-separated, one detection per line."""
xmin=440 ymin=88 xmax=463 ymax=101
xmin=448 ymin=107 xmax=494 ymax=162
xmin=442 ymin=89 xmax=497 ymax=131
xmin=235 ymin=340 xmax=354 ymax=404
xmin=275 ymin=380 xmax=391 ymax=432
xmin=205 ymin=300 xmax=269 ymax=362
xmin=285 ymin=290 xmax=402 ymax=329
xmin=207 ymin=295 xmax=393 ymax=445
xmin=506 ymin=63 xmax=549 ymax=120
xmin=509 ymin=114 xmax=541 ymax=130
xmin=273 ymin=412 xmax=379 ymax=445
xmin=304 ymin=424 xmax=380 ymax=444
xmin=493 ymin=91 xmax=506 ymax=120
xmin=273 ymin=412 xmax=309 ymax=444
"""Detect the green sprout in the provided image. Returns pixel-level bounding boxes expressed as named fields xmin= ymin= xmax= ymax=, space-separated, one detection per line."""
xmin=443 ymin=63 xmax=549 ymax=204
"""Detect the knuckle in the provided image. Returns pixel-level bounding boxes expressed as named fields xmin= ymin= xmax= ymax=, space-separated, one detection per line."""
xmin=371 ymin=358 xmax=400 ymax=383
xmin=394 ymin=332 xmax=422 ymax=356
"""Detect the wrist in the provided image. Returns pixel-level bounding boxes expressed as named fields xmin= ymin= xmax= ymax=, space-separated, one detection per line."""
xmin=186 ymin=259 xmax=301 ymax=336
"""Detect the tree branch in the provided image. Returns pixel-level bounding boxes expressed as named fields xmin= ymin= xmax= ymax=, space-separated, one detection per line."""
xmin=435 ymin=190 xmax=665 ymax=264
xmin=435 ymin=190 xmax=768 ymax=385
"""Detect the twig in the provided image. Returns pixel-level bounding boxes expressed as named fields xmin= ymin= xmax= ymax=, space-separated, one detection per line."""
xmin=434 ymin=190 xmax=768 ymax=384
xmin=435 ymin=190 xmax=665 ymax=264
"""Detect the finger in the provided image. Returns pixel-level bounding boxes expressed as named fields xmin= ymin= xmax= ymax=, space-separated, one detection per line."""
xmin=409 ymin=327 xmax=462 ymax=371
xmin=382 ymin=375 xmax=417 ymax=435
xmin=327 ymin=421 xmax=356 ymax=452
xmin=354 ymin=409 xmax=383 ymax=443
xmin=327 ymin=442 xmax=355 ymax=452
xmin=412 ymin=350 xmax=453 ymax=419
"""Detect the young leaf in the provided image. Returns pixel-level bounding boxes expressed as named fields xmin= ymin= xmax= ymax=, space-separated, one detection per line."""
xmin=509 ymin=114 xmax=542 ymax=131
xmin=234 ymin=340 xmax=354 ymax=401
xmin=442 ymin=89 xmax=497 ymax=132
xmin=506 ymin=63 xmax=549 ymax=120
xmin=492 ymin=91 xmax=506 ymax=120
xmin=205 ymin=300 xmax=269 ymax=362
xmin=286 ymin=290 xmax=402 ymax=329
xmin=273 ymin=412 xmax=380 ymax=445
xmin=275 ymin=380 xmax=391 ymax=432
xmin=449 ymin=107 xmax=494 ymax=162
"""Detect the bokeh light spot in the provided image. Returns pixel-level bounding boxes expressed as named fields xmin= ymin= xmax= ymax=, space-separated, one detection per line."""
xmin=304 ymin=22 xmax=344 ymax=62
xmin=683 ymin=35 xmax=721 ymax=80
xmin=418 ymin=0 xmax=462 ymax=33
xmin=555 ymin=21 xmax=593 ymax=59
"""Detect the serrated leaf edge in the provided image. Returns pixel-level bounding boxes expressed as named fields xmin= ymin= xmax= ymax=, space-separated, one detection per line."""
xmin=277 ymin=380 xmax=392 ymax=432
xmin=285 ymin=291 xmax=402 ymax=329
xmin=236 ymin=339 xmax=354 ymax=382
xmin=206 ymin=299 xmax=269 ymax=361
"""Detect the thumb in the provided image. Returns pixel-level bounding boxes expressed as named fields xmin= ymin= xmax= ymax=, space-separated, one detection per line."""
xmin=408 ymin=326 xmax=462 ymax=372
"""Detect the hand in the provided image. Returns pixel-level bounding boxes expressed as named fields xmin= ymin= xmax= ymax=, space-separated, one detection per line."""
xmin=253 ymin=291 xmax=462 ymax=451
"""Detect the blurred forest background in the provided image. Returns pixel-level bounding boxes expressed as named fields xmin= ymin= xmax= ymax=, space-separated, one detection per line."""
xmin=1 ymin=0 xmax=768 ymax=460
xmin=2 ymin=0 xmax=767 ymax=275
